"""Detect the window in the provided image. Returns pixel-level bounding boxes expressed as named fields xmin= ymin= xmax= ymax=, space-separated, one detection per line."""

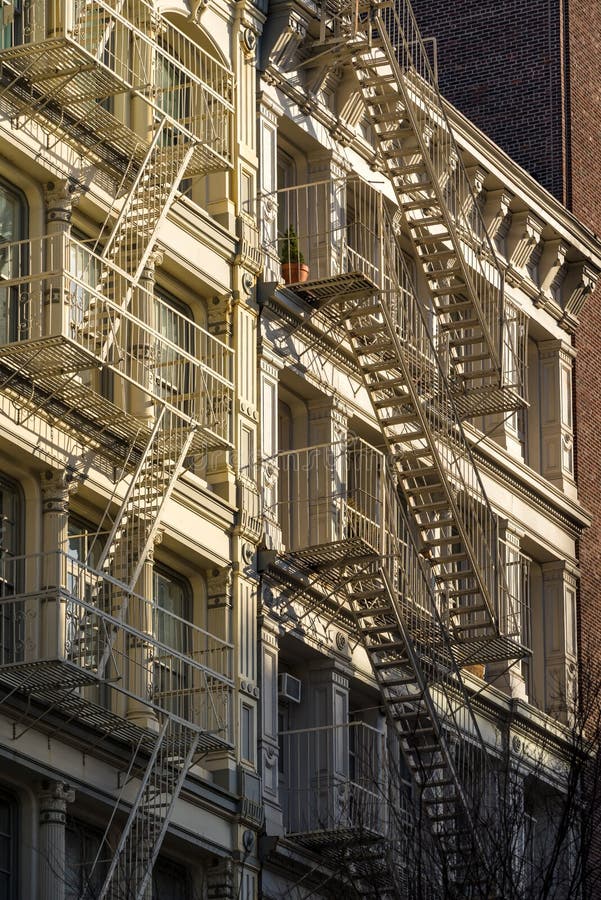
xmin=154 ymin=290 xmax=196 ymax=413
xmin=152 ymin=857 xmax=191 ymax=900
xmin=0 ymin=790 xmax=17 ymax=900
xmin=0 ymin=476 xmax=22 ymax=667
xmin=65 ymin=819 xmax=110 ymax=900
xmin=153 ymin=567 xmax=192 ymax=718
xmin=0 ymin=179 xmax=27 ymax=345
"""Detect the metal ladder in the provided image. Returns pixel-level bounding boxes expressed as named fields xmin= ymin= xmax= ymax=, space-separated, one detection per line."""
xmin=319 ymin=211 xmax=524 ymax=668
xmin=325 ymin=0 xmax=525 ymax=418
xmin=96 ymin=718 xmax=201 ymax=900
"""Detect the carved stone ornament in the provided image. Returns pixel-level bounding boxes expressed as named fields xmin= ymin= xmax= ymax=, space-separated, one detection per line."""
xmin=241 ymin=27 xmax=257 ymax=55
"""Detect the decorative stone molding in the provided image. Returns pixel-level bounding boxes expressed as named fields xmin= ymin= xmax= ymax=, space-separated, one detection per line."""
xmin=236 ymin=214 xmax=263 ymax=277
xmin=538 ymin=239 xmax=569 ymax=299
xmin=261 ymin=9 xmax=308 ymax=72
xmin=561 ymin=261 xmax=599 ymax=320
xmin=207 ymin=566 xmax=233 ymax=607
xmin=207 ymin=860 xmax=235 ymax=900
xmin=208 ymin=294 xmax=233 ymax=338
xmin=44 ymin=179 xmax=80 ymax=226
xmin=506 ymin=211 xmax=544 ymax=271
xmin=483 ymin=189 xmax=513 ymax=249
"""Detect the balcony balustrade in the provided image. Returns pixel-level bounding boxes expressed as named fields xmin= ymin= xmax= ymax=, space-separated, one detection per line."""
xmin=257 ymin=178 xmax=411 ymax=303
xmin=279 ymin=722 xmax=392 ymax=845
xmin=0 ymin=551 xmax=233 ymax=751
xmin=0 ymin=0 xmax=233 ymax=174
xmin=0 ymin=233 xmax=233 ymax=456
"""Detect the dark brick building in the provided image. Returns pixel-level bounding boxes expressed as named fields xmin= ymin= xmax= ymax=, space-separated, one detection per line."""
xmin=413 ymin=0 xmax=601 ymax=675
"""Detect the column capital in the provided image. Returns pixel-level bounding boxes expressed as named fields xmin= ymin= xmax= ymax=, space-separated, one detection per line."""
xmin=40 ymin=468 xmax=78 ymax=512
xmin=44 ymin=179 xmax=80 ymax=224
xmin=38 ymin=780 xmax=75 ymax=817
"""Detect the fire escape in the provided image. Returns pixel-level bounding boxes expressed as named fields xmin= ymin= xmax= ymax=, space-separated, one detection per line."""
xmin=261 ymin=0 xmax=530 ymax=895
xmin=0 ymin=1 xmax=235 ymax=896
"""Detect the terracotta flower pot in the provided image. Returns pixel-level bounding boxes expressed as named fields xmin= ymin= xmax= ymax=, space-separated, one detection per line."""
xmin=463 ymin=663 xmax=486 ymax=679
xmin=281 ymin=262 xmax=310 ymax=285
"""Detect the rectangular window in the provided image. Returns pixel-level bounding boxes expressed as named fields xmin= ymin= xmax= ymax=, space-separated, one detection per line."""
xmin=153 ymin=567 xmax=193 ymax=720
xmin=0 ymin=792 xmax=17 ymax=900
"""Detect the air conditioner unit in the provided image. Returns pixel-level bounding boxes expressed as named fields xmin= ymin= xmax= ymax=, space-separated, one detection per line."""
xmin=278 ymin=673 xmax=301 ymax=704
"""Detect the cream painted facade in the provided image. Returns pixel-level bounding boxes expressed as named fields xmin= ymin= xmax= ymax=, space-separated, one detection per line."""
xmin=0 ymin=0 xmax=597 ymax=898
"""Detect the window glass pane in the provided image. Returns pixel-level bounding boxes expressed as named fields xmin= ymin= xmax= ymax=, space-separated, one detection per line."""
xmin=152 ymin=858 xmax=189 ymax=900
xmin=0 ymin=181 xmax=25 ymax=345
xmin=0 ymin=792 xmax=16 ymax=900
xmin=65 ymin=819 xmax=109 ymax=900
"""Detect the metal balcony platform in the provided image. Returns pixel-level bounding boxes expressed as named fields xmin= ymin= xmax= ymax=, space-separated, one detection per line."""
xmin=0 ymin=660 xmax=227 ymax=755
xmin=450 ymin=383 xmax=527 ymax=419
xmin=286 ymin=272 xmax=379 ymax=305
xmin=0 ymin=334 xmax=102 ymax=378
xmin=286 ymin=537 xmax=379 ymax=573
xmin=1 ymin=44 xmax=230 ymax=180
xmin=289 ymin=825 xmax=386 ymax=851
xmin=451 ymin=633 xmax=528 ymax=667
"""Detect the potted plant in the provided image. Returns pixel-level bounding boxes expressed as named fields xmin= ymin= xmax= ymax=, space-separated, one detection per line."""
xmin=279 ymin=226 xmax=310 ymax=285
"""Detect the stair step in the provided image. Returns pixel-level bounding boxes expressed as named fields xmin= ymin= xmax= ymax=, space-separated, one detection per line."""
xmin=372 ymin=384 xmax=410 ymax=401
xmin=355 ymin=341 xmax=394 ymax=355
xmin=440 ymin=317 xmax=481 ymax=331
xmin=403 ymin=198 xmax=436 ymax=211
xmin=449 ymin=335 xmax=486 ymax=348
xmin=408 ymin=215 xmax=445 ymax=228
xmin=436 ymin=569 xmax=476 ymax=584
xmin=345 ymin=302 xmax=383 ymax=319
xmin=431 ymin=283 xmax=466 ymax=297
xmin=436 ymin=300 xmax=473 ymax=314
xmin=432 ymin=552 xmax=469 ymax=565
xmin=381 ymin=413 xmax=419 ymax=426
xmin=447 ymin=604 xmax=489 ymax=618
xmin=420 ymin=248 xmax=457 ymax=261
xmin=452 ymin=352 xmax=493 ymax=363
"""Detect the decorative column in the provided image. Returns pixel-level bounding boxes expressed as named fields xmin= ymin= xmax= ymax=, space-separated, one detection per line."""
xmin=487 ymin=523 xmax=528 ymax=699
xmin=124 ymin=537 xmax=157 ymax=730
xmin=256 ymin=90 xmax=283 ymax=288
xmin=207 ymin=860 xmax=235 ymax=900
xmin=258 ymin=339 xmax=284 ymax=550
xmin=306 ymin=396 xmax=348 ymax=546
xmin=258 ymin=609 xmax=281 ymax=835
xmin=206 ymin=294 xmax=236 ymax=504
xmin=43 ymin=180 xmax=78 ymax=344
xmin=539 ymin=340 xmax=576 ymax=497
xmin=40 ymin=469 xmax=77 ymax=661
xmin=306 ymin=151 xmax=349 ymax=282
xmin=37 ymin=780 xmax=75 ymax=900
xmin=542 ymin=561 xmax=578 ymax=723
xmin=301 ymin=661 xmax=350 ymax=832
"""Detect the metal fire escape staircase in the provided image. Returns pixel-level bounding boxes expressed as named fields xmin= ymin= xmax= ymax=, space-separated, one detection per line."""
xmin=268 ymin=450 xmax=498 ymax=895
xmin=317 ymin=0 xmax=525 ymax=420
xmin=0 ymin=3 xmax=235 ymax=896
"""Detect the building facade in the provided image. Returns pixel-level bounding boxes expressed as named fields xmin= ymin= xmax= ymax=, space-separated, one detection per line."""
xmin=0 ymin=0 xmax=597 ymax=899
xmin=409 ymin=0 xmax=601 ymax=698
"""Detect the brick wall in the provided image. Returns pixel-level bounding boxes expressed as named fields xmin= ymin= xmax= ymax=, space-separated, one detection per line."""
xmin=411 ymin=0 xmax=567 ymax=201
xmin=569 ymin=0 xmax=601 ymax=672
